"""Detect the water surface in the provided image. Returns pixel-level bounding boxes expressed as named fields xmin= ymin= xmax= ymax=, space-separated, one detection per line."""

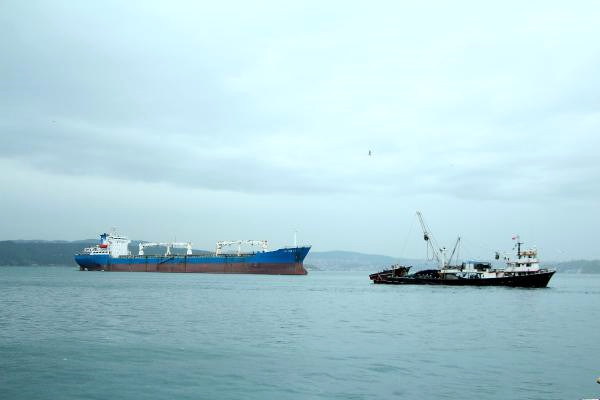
xmin=1 ymin=267 xmax=599 ymax=399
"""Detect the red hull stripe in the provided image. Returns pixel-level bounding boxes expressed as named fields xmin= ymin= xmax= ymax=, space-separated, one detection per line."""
xmin=81 ymin=262 xmax=308 ymax=275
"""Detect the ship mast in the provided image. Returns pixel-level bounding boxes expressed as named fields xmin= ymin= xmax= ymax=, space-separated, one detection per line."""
xmin=513 ymin=234 xmax=522 ymax=259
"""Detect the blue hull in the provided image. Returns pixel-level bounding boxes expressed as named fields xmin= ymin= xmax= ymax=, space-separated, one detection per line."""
xmin=75 ymin=247 xmax=310 ymax=275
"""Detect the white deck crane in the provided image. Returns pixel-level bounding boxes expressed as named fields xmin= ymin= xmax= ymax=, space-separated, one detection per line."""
xmin=168 ymin=242 xmax=193 ymax=256
xmin=215 ymin=240 xmax=268 ymax=256
xmin=138 ymin=242 xmax=162 ymax=256
xmin=138 ymin=242 xmax=193 ymax=256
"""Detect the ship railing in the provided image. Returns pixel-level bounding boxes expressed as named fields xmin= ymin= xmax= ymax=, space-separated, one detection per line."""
xmin=82 ymin=247 xmax=109 ymax=254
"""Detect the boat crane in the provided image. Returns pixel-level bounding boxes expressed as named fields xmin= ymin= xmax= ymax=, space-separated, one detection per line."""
xmin=138 ymin=242 xmax=192 ymax=256
xmin=417 ymin=211 xmax=442 ymax=267
xmin=215 ymin=240 xmax=268 ymax=256
xmin=447 ymin=237 xmax=461 ymax=267
xmin=416 ymin=211 xmax=460 ymax=269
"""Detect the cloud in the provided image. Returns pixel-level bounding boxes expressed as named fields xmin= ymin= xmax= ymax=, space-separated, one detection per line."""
xmin=1 ymin=0 xmax=599 ymax=202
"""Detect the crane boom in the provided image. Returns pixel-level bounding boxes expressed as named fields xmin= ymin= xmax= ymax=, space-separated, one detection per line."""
xmin=416 ymin=211 xmax=441 ymax=265
xmin=447 ymin=236 xmax=461 ymax=266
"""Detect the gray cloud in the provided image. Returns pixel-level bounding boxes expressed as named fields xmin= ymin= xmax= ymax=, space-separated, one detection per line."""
xmin=2 ymin=0 xmax=600 ymax=257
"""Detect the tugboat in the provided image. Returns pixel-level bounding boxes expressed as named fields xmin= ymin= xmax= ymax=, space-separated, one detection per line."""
xmin=370 ymin=212 xmax=556 ymax=287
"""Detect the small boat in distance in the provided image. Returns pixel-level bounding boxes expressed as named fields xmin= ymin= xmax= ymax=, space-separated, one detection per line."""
xmin=369 ymin=212 xmax=555 ymax=287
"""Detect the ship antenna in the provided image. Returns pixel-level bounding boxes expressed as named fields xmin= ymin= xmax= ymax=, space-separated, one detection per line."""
xmin=294 ymin=230 xmax=298 ymax=248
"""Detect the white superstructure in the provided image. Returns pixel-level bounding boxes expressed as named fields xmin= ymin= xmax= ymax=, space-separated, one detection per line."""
xmin=440 ymin=238 xmax=548 ymax=279
xmin=416 ymin=211 xmax=552 ymax=280
xmin=106 ymin=234 xmax=131 ymax=257
xmin=503 ymin=237 xmax=541 ymax=273
xmin=81 ymin=231 xmax=131 ymax=257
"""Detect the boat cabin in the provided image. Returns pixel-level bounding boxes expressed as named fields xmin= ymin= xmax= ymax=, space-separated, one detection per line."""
xmin=461 ymin=261 xmax=492 ymax=271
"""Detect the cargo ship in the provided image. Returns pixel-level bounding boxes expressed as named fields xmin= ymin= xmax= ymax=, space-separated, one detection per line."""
xmin=75 ymin=232 xmax=310 ymax=275
xmin=369 ymin=212 xmax=555 ymax=287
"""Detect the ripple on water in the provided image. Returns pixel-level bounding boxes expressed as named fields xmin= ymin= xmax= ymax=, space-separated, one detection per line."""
xmin=0 ymin=269 xmax=599 ymax=400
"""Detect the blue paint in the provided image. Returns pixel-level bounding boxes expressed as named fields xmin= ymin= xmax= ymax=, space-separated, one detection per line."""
xmin=75 ymin=247 xmax=311 ymax=269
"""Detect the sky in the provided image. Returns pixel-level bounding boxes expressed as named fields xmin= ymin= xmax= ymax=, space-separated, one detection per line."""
xmin=1 ymin=1 xmax=599 ymax=260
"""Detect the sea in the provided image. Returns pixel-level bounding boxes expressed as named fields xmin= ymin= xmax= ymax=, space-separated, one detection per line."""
xmin=1 ymin=266 xmax=599 ymax=400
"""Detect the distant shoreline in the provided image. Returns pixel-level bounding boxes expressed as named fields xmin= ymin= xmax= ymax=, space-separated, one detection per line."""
xmin=1 ymin=240 xmax=599 ymax=273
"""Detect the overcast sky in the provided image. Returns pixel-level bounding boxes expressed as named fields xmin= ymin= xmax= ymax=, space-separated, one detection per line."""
xmin=1 ymin=1 xmax=599 ymax=260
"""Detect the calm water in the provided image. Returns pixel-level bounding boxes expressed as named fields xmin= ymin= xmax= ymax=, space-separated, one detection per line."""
xmin=1 ymin=267 xmax=599 ymax=400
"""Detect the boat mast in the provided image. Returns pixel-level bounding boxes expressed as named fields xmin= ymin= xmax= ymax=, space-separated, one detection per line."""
xmin=513 ymin=234 xmax=522 ymax=259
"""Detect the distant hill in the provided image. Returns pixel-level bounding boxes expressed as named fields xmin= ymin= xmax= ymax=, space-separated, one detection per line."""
xmin=550 ymin=259 xmax=600 ymax=274
xmin=0 ymin=240 xmax=97 ymax=266
xmin=1 ymin=240 xmax=599 ymax=273
xmin=305 ymin=250 xmax=435 ymax=271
